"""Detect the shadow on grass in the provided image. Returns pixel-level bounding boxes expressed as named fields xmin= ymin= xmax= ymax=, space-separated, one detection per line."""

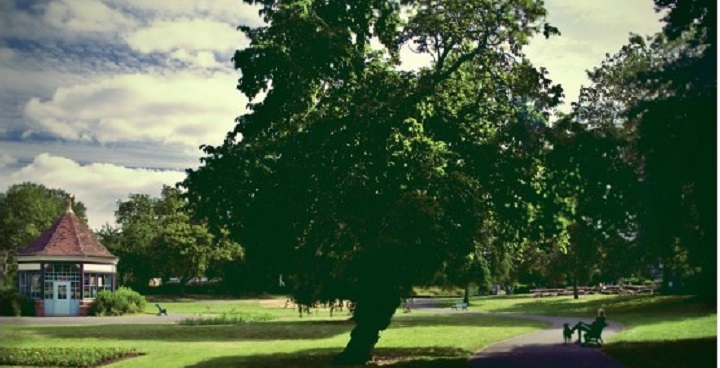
xmin=391 ymin=313 xmax=547 ymax=328
xmin=24 ymin=314 xmax=544 ymax=343
xmin=470 ymin=342 xmax=627 ymax=368
xmin=604 ymin=337 xmax=717 ymax=368
xmin=26 ymin=320 xmax=355 ymax=342
xmin=181 ymin=338 xmax=718 ymax=368
xmin=186 ymin=347 xmax=469 ymax=368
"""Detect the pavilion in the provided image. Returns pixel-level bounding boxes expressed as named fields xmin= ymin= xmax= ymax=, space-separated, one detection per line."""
xmin=16 ymin=199 xmax=118 ymax=316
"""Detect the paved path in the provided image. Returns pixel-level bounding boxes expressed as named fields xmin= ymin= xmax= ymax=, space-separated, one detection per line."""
xmin=0 ymin=314 xmax=192 ymax=325
xmin=467 ymin=313 xmax=626 ymax=368
xmin=413 ymin=298 xmax=627 ymax=368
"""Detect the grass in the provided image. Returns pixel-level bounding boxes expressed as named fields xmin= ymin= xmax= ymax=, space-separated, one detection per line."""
xmin=145 ymin=297 xmax=293 ymax=317
xmin=0 ymin=299 xmax=546 ymax=367
xmin=1 ymin=294 xmax=714 ymax=367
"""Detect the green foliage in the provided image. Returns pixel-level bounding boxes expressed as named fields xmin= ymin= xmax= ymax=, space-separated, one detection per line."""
xmin=574 ymin=0 xmax=716 ymax=300
xmin=88 ymin=287 xmax=147 ymax=316
xmin=0 ymin=182 xmax=88 ymax=252
xmin=0 ymin=183 xmax=88 ymax=284
xmin=0 ymin=288 xmax=35 ymax=316
xmin=99 ymin=186 xmax=243 ymax=291
xmin=184 ymin=0 xmax=565 ymax=361
xmin=183 ymin=0 xmax=562 ymax=305
xmin=0 ymin=347 xmax=139 ymax=367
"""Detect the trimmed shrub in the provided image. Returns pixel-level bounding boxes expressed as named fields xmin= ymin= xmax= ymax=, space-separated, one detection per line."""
xmin=88 ymin=287 xmax=146 ymax=316
xmin=0 ymin=289 xmax=35 ymax=316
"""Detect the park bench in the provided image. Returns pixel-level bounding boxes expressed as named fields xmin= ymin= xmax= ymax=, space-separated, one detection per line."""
xmin=531 ymin=288 xmax=565 ymax=297
xmin=451 ymin=302 xmax=468 ymax=311
xmin=155 ymin=303 xmax=167 ymax=316
xmin=582 ymin=322 xmax=608 ymax=346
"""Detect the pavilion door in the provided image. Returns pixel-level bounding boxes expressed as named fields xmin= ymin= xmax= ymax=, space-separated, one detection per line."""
xmin=53 ymin=281 xmax=72 ymax=315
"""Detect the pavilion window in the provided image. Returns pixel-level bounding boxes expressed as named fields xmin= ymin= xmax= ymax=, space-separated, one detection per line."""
xmin=19 ymin=272 xmax=42 ymax=300
xmin=83 ymin=273 xmax=114 ymax=298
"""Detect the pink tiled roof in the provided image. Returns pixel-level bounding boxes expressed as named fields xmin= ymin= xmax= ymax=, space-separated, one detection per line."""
xmin=18 ymin=210 xmax=116 ymax=258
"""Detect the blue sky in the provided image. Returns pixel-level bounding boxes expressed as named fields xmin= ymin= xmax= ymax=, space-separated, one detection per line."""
xmin=0 ymin=0 xmax=664 ymax=229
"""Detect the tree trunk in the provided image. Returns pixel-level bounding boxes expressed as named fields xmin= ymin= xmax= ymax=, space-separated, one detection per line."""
xmin=463 ymin=283 xmax=470 ymax=304
xmin=573 ymin=271 xmax=579 ymax=300
xmin=333 ymin=292 xmax=400 ymax=365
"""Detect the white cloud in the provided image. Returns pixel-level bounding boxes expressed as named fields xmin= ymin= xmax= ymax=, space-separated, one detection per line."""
xmin=1 ymin=153 xmax=186 ymax=229
xmin=0 ymin=153 xmax=18 ymax=168
xmin=23 ymin=71 xmax=244 ymax=148
xmin=116 ymin=0 xmax=262 ymax=26
xmin=124 ymin=18 xmax=248 ymax=68
xmin=44 ymin=0 xmax=137 ymax=34
xmin=126 ymin=18 xmax=244 ymax=53
xmin=0 ymin=0 xmax=137 ymax=41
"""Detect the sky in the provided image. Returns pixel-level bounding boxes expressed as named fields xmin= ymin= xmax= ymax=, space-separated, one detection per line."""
xmin=0 ymin=0 xmax=665 ymax=230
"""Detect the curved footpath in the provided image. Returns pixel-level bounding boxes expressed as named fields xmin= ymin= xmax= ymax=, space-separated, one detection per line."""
xmin=414 ymin=297 xmax=626 ymax=368
xmin=467 ymin=313 xmax=625 ymax=368
xmin=2 ymin=300 xmax=627 ymax=368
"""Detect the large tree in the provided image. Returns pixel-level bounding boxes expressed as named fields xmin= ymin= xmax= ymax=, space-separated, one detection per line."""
xmin=182 ymin=0 xmax=561 ymax=363
xmin=542 ymin=115 xmax=640 ymax=297
xmin=637 ymin=0 xmax=716 ymax=301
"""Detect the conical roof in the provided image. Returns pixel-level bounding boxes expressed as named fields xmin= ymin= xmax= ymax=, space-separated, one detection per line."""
xmin=18 ymin=205 xmax=116 ymax=259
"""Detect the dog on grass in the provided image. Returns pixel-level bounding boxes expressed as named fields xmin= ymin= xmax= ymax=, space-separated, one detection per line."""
xmin=563 ymin=323 xmax=573 ymax=344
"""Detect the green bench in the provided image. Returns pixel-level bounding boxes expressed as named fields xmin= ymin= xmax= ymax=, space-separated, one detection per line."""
xmin=582 ymin=322 xmax=607 ymax=346
xmin=155 ymin=303 xmax=167 ymax=316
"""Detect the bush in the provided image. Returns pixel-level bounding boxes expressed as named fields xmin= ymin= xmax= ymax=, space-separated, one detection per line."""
xmin=0 ymin=289 xmax=36 ymax=316
xmin=88 ymin=287 xmax=147 ymax=316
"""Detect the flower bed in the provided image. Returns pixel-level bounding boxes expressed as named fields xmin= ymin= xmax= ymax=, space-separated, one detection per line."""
xmin=179 ymin=312 xmax=274 ymax=325
xmin=0 ymin=347 xmax=141 ymax=367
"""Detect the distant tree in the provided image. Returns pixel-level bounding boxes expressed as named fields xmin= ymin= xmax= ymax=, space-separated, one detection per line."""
xmin=182 ymin=0 xmax=562 ymax=363
xmin=99 ymin=186 xmax=242 ymax=292
xmin=573 ymin=0 xmax=716 ymax=301
xmin=0 ymin=182 xmax=87 ymax=285
xmin=0 ymin=182 xmax=88 ymax=251
xmin=541 ymin=116 xmax=640 ymax=297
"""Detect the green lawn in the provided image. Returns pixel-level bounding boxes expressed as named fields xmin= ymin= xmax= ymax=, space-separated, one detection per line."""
xmin=1 ymin=294 xmax=714 ymax=367
xmin=0 ymin=300 xmax=545 ymax=367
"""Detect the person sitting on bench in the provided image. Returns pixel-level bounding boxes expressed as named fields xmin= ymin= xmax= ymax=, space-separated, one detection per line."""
xmin=571 ymin=308 xmax=606 ymax=343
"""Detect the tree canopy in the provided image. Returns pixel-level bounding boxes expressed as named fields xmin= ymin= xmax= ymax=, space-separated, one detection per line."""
xmin=0 ymin=182 xmax=87 ymax=286
xmin=571 ymin=0 xmax=716 ymax=301
xmin=0 ymin=182 xmax=88 ymax=252
xmin=182 ymin=0 xmax=565 ymax=363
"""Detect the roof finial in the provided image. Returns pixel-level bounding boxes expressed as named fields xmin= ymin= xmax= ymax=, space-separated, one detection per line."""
xmin=66 ymin=194 xmax=75 ymax=213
